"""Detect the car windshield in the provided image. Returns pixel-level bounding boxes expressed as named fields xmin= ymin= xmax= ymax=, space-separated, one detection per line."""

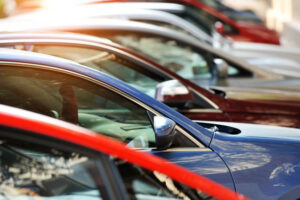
xmin=110 ymin=34 xmax=213 ymax=82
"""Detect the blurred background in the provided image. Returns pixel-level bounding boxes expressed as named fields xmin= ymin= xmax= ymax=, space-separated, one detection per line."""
xmin=2 ymin=0 xmax=299 ymax=47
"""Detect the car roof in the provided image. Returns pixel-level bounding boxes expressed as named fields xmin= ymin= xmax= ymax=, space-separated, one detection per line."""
xmin=0 ymin=32 xmax=120 ymax=46
xmin=0 ymin=104 xmax=247 ymax=200
xmin=5 ymin=4 xmax=211 ymax=43
xmin=0 ymin=47 xmax=213 ymax=145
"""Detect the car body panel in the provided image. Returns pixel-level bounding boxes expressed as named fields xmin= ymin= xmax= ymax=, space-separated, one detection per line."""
xmin=151 ymin=150 xmax=235 ymax=190
xmin=195 ymin=120 xmax=300 ymax=200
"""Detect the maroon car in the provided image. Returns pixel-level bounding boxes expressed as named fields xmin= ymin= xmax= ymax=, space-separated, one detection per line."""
xmin=0 ymin=33 xmax=299 ymax=128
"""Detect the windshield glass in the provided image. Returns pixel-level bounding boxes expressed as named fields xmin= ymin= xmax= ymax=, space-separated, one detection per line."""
xmin=110 ymin=34 xmax=213 ymax=82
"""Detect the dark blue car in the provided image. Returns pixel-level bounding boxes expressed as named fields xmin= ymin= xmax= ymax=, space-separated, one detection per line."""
xmin=0 ymin=48 xmax=299 ymax=200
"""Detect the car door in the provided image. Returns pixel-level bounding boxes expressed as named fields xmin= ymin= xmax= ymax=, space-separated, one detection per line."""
xmin=0 ymin=62 xmax=234 ymax=190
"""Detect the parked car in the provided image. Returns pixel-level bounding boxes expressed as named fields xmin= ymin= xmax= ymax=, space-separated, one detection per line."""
xmin=2 ymin=19 xmax=298 ymax=90
xmin=4 ymin=3 xmax=300 ymax=71
xmin=1 ymin=33 xmax=300 ymax=129
xmin=80 ymin=0 xmax=264 ymax=24
xmin=0 ymin=104 xmax=246 ymax=200
xmin=0 ymin=48 xmax=300 ymax=200
xmin=78 ymin=0 xmax=280 ymax=44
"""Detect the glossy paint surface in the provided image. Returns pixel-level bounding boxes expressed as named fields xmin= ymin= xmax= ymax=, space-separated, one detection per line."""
xmin=207 ymin=122 xmax=300 ymax=200
xmin=152 ymin=150 xmax=235 ymax=190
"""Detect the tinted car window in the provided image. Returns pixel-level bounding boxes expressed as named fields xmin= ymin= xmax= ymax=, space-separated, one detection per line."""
xmin=0 ymin=140 xmax=102 ymax=199
xmin=0 ymin=66 xmax=156 ymax=148
xmin=114 ymin=159 xmax=213 ymax=200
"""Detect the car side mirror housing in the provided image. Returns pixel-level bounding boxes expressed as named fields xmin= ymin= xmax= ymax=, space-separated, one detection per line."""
xmin=155 ymin=80 xmax=193 ymax=108
xmin=214 ymin=58 xmax=228 ymax=79
xmin=215 ymin=21 xmax=225 ymax=35
xmin=153 ymin=116 xmax=176 ymax=150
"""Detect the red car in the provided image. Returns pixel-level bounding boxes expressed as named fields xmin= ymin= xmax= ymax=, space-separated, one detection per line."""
xmin=0 ymin=104 xmax=247 ymax=200
xmin=176 ymin=0 xmax=280 ymax=44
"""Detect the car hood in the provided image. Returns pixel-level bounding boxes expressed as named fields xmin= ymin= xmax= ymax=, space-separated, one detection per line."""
xmin=210 ymin=86 xmax=300 ymax=102
xmin=245 ymin=57 xmax=300 ymax=78
xmin=195 ymin=120 xmax=300 ymax=152
xmin=209 ymin=86 xmax=300 ymax=116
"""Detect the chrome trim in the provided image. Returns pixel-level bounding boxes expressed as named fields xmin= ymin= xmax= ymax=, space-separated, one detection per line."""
xmin=179 ymin=109 xmax=223 ymax=113
xmin=159 ymin=147 xmax=212 ymax=152
xmin=0 ymin=61 xmax=204 ymax=148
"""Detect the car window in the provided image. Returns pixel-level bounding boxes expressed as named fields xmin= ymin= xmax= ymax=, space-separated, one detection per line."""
xmin=14 ymin=44 xmax=166 ymax=98
xmin=111 ymin=34 xmax=213 ymax=81
xmin=0 ymin=66 xmax=156 ymax=148
xmin=185 ymin=6 xmax=238 ymax=35
xmin=0 ymin=140 xmax=103 ymax=199
xmin=114 ymin=159 xmax=213 ymax=200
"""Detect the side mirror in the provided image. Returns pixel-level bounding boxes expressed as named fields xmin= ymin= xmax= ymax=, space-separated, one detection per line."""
xmin=153 ymin=116 xmax=176 ymax=150
xmin=214 ymin=58 xmax=228 ymax=79
xmin=155 ymin=80 xmax=193 ymax=108
xmin=215 ymin=21 xmax=225 ymax=35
